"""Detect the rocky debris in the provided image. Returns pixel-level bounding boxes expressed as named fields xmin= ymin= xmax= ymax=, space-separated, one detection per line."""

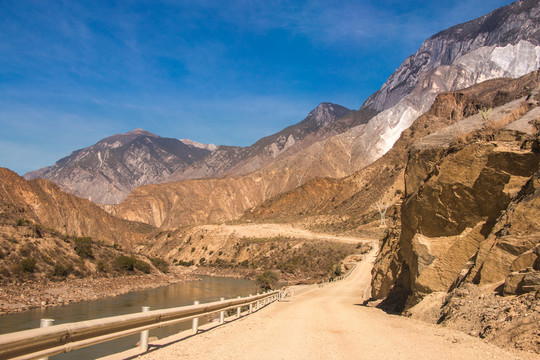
xmin=0 ymin=270 xmax=195 ymax=315
xmin=438 ymin=284 xmax=540 ymax=354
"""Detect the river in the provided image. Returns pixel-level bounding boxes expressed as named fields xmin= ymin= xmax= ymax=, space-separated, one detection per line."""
xmin=0 ymin=276 xmax=258 ymax=359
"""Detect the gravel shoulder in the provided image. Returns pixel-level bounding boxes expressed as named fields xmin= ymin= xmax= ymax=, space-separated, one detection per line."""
xmin=104 ymin=247 xmax=538 ymax=360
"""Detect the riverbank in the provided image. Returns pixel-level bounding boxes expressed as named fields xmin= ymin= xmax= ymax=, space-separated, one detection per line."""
xmin=0 ymin=268 xmax=197 ymax=315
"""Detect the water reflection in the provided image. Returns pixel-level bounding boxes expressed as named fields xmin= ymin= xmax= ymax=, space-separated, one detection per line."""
xmin=0 ymin=276 xmax=258 ymax=359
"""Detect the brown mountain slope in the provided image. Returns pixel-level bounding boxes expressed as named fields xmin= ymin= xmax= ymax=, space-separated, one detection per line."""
xmin=0 ymin=168 xmax=155 ymax=248
xmin=111 ymin=72 xmax=539 ymax=230
xmin=245 ymin=71 xmax=540 ymax=230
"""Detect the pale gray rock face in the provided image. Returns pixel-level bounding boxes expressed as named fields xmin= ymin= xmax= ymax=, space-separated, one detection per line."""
xmin=24 ymin=129 xmax=214 ymax=204
xmin=345 ymin=0 xmax=540 ymax=171
xmin=362 ymin=0 xmax=540 ymax=113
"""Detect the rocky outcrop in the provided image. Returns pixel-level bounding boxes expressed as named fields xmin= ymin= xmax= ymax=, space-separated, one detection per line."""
xmin=370 ymin=72 xmax=540 ymax=312
xmin=24 ymin=129 xmax=214 ymax=204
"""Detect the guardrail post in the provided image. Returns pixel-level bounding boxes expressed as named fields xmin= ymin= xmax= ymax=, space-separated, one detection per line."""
xmin=236 ymin=296 xmax=241 ymax=317
xmin=256 ymin=293 xmax=259 ymax=310
xmin=192 ymin=301 xmax=199 ymax=334
xmin=249 ymin=295 xmax=253 ymax=313
xmin=140 ymin=307 xmax=150 ymax=352
xmin=38 ymin=319 xmax=54 ymax=360
xmin=219 ymin=297 xmax=225 ymax=323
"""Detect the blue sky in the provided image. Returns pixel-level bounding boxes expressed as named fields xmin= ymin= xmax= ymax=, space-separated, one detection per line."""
xmin=1 ymin=0 xmax=513 ymax=174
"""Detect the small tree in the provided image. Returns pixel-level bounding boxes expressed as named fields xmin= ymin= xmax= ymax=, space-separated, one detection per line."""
xmin=74 ymin=237 xmax=94 ymax=259
xmin=115 ymin=255 xmax=136 ymax=271
xmin=256 ymin=270 xmax=279 ymax=291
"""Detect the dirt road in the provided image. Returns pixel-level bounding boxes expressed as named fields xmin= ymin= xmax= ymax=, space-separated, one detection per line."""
xmin=199 ymin=223 xmax=375 ymax=244
xmin=114 ymin=248 xmax=536 ymax=360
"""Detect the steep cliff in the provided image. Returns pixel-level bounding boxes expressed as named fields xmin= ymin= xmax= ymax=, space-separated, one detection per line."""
xmin=370 ymin=73 xmax=540 ymax=312
xmin=326 ymin=0 xmax=540 ymax=175
xmin=247 ymin=73 xmax=540 ymax=228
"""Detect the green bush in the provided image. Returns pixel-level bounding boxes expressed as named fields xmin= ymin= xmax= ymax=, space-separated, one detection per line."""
xmin=176 ymin=260 xmax=195 ymax=267
xmin=328 ymin=264 xmax=343 ymax=280
xmin=115 ymin=255 xmax=136 ymax=271
xmin=256 ymin=270 xmax=279 ymax=291
xmin=52 ymin=263 xmax=72 ymax=278
xmin=134 ymin=260 xmax=151 ymax=273
xmin=74 ymin=237 xmax=94 ymax=259
xmin=150 ymin=257 xmax=169 ymax=273
xmin=199 ymin=257 xmax=206 ymax=265
xmin=20 ymin=258 xmax=37 ymax=273
xmin=16 ymin=218 xmax=31 ymax=226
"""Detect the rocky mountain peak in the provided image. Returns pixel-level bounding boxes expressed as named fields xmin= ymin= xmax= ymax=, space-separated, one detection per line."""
xmin=179 ymin=139 xmax=217 ymax=152
xmin=306 ymin=102 xmax=351 ymax=127
xmin=362 ymin=0 xmax=540 ymax=113
xmin=124 ymin=128 xmax=159 ymax=137
xmin=96 ymin=128 xmax=161 ymax=149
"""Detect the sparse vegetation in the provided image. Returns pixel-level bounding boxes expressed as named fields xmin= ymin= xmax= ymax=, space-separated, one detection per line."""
xmin=52 ymin=263 xmax=72 ymax=278
xmin=16 ymin=218 xmax=31 ymax=227
xmin=97 ymin=260 xmax=107 ymax=272
xmin=256 ymin=270 xmax=279 ymax=290
xmin=20 ymin=257 xmax=36 ymax=273
xmin=480 ymin=107 xmax=492 ymax=120
xmin=115 ymin=255 xmax=136 ymax=271
xmin=176 ymin=260 xmax=195 ymax=266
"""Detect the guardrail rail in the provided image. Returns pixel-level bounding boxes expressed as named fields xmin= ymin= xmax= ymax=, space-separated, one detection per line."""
xmin=0 ymin=290 xmax=281 ymax=360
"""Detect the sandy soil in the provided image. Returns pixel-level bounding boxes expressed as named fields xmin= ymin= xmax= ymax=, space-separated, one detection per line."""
xmin=104 ymin=247 xmax=537 ymax=360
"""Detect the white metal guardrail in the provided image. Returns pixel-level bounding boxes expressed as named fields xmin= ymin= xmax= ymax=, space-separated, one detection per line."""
xmin=0 ymin=290 xmax=281 ymax=360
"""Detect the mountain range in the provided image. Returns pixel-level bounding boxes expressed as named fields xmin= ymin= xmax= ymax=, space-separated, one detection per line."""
xmin=24 ymin=0 xmax=540 ymax=216
xmin=106 ymin=0 xmax=540 ymax=229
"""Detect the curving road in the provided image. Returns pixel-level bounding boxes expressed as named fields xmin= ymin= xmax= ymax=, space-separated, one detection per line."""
xmin=106 ymin=247 xmax=535 ymax=360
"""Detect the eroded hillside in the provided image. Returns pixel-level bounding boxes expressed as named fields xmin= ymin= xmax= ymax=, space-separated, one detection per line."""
xmin=0 ymin=168 xmax=155 ymax=248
